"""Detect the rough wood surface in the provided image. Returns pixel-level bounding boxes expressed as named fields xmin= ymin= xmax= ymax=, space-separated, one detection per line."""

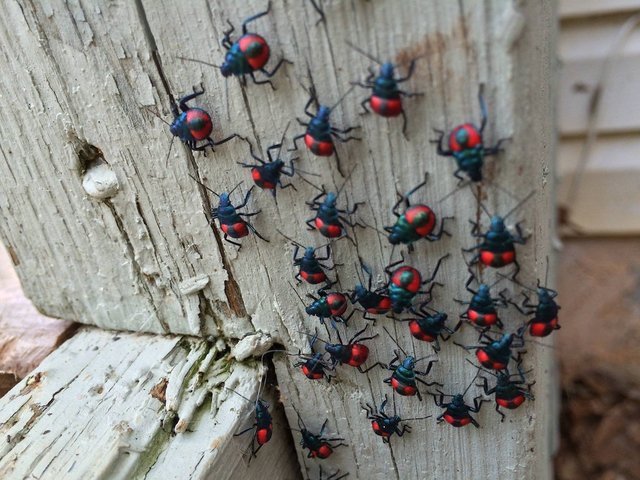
xmin=0 ymin=327 xmax=299 ymax=480
xmin=0 ymin=246 xmax=77 ymax=397
xmin=0 ymin=1 xmax=556 ymax=479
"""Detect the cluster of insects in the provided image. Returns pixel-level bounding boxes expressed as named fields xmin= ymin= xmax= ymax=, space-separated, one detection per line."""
xmin=146 ymin=2 xmax=558 ymax=477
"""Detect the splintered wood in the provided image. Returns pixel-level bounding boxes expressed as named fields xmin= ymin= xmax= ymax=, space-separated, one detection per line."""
xmin=0 ymin=328 xmax=298 ymax=480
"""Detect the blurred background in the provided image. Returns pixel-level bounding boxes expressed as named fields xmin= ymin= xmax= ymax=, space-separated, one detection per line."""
xmin=1 ymin=2 xmax=639 ymax=479
xmin=555 ymin=2 xmax=640 ymax=479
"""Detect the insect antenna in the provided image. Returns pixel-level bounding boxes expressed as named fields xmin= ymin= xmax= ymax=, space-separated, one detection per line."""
xmin=291 ymin=403 xmax=306 ymax=431
xmin=345 ymin=40 xmax=383 ymax=65
xmin=496 ymin=271 xmax=535 ymax=293
xmin=544 ymin=255 xmax=550 ymax=287
xmin=297 ymin=172 xmax=324 ymax=192
xmin=465 ymin=358 xmax=498 ymax=378
xmin=402 ymin=414 xmax=433 ymax=422
xmin=294 ymin=167 xmax=322 ymax=177
xmin=225 ymin=387 xmax=254 ymax=404
xmin=189 ymin=174 xmax=220 ymax=198
xmin=462 ymin=370 xmax=481 ymax=398
xmin=274 ymin=120 xmax=291 ymax=160
xmin=382 ymin=326 xmax=408 ymax=356
xmin=176 ymin=56 xmax=222 ymax=70
xmin=330 ymin=84 xmax=357 ymax=111
xmin=228 ymin=180 xmax=244 ymax=198
xmin=503 ymin=190 xmax=535 ymax=220
xmin=164 ymin=136 xmax=176 ymax=168
xmin=298 ymin=330 xmax=330 ymax=346
xmin=478 ymin=83 xmax=488 ymax=131
xmin=471 ymin=189 xmax=492 ymax=219
xmin=275 ymin=229 xmax=304 ymax=249
xmin=359 ymin=221 xmax=387 ymax=237
xmin=141 ymin=105 xmax=172 ymax=127
xmin=288 ymin=281 xmax=309 ymax=310
xmin=337 ymin=164 xmax=358 ymax=197
xmin=438 ymin=180 xmax=472 ymax=204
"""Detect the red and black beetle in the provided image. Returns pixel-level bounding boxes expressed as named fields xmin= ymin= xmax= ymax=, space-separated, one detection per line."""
xmin=145 ymin=88 xmax=239 ymax=162
xmin=293 ymin=411 xmax=347 ymax=459
xmin=305 ymin=289 xmax=353 ymax=328
xmin=291 ymin=86 xmax=360 ymax=176
xmin=509 ymin=271 xmax=561 ymax=338
xmin=400 ymin=300 xmax=459 ymax=352
xmin=277 ymin=230 xmax=336 ymax=286
xmin=347 ymin=42 xmax=423 ymax=136
xmin=308 ymin=325 xmax=378 ymax=372
xmin=227 ymin=388 xmax=273 ymax=458
xmin=384 ymin=175 xmax=452 ymax=249
xmin=362 ymin=395 xmax=430 ymax=443
xmin=433 ymin=84 xmax=506 ymax=182
xmin=372 ymin=327 xmax=442 ymax=401
xmin=455 ymin=329 xmax=526 ymax=371
xmin=385 ymin=254 xmax=449 ymax=314
xmin=348 ymin=258 xmax=393 ymax=322
xmin=455 ymin=271 xmax=508 ymax=330
xmin=189 ymin=175 xmax=269 ymax=248
xmin=180 ymin=2 xmax=291 ymax=89
xmin=433 ymin=377 xmax=487 ymax=428
xmin=471 ymin=361 xmax=535 ymax=422
xmin=238 ymin=130 xmax=298 ymax=201
xmin=305 ymin=185 xmax=364 ymax=243
xmin=463 ymin=191 xmax=533 ymax=281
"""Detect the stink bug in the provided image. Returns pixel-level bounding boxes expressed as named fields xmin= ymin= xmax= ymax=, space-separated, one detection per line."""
xmin=305 ymin=183 xmax=364 ymax=243
xmin=348 ymin=258 xmax=392 ymax=322
xmin=238 ymin=128 xmax=298 ymax=201
xmin=190 ymin=175 xmax=269 ymax=248
xmin=291 ymin=86 xmax=360 ymax=176
xmin=377 ymin=327 xmax=442 ymax=401
xmin=517 ymin=284 xmax=560 ymax=338
xmin=348 ymin=42 xmax=423 ymax=136
xmin=507 ymin=261 xmax=561 ymax=337
xmin=464 ymin=191 xmax=533 ymax=281
xmin=306 ymin=325 xmax=378 ymax=371
xmin=454 ymin=329 xmax=526 ymax=371
xmin=433 ymin=85 xmax=505 ymax=182
xmin=180 ymin=3 xmax=291 ymax=89
xmin=278 ymin=230 xmax=336 ymax=286
xmin=400 ymin=300 xmax=458 ymax=352
xmin=292 ymin=285 xmax=354 ymax=329
xmin=385 ymin=175 xmax=452 ymax=248
xmin=227 ymin=388 xmax=273 ymax=458
xmin=385 ymin=254 xmax=449 ymax=314
xmin=292 ymin=334 xmax=335 ymax=381
xmin=433 ymin=375 xmax=487 ymax=428
xmin=455 ymin=272 xmax=507 ymax=329
xmin=293 ymin=411 xmax=347 ymax=459
xmin=470 ymin=361 xmax=535 ymax=422
xmin=362 ymin=395 xmax=430 ymax=443
xmin=145 ymin=88 xmax=239 ymax=163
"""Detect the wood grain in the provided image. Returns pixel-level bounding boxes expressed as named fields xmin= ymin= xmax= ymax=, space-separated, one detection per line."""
xmin=0 ymin=328 xmax=299 ymax=480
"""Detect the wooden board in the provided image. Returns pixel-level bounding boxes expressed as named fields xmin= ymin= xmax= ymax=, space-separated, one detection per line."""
xmin=560 ymin=0 xmax=640 ymax=19
xmin=0 ymin=1 xmax=556 ymax=478
xmin=0 ymin=328 xmax=299 ymax=480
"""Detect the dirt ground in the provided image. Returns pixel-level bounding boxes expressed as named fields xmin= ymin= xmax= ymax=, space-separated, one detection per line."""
xmin=555 ymin=238 xmax=640 ymax=480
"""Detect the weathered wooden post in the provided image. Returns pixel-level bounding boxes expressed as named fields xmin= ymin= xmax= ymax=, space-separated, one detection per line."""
xmin=0 ymin=1 xmax=556 ymax=479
